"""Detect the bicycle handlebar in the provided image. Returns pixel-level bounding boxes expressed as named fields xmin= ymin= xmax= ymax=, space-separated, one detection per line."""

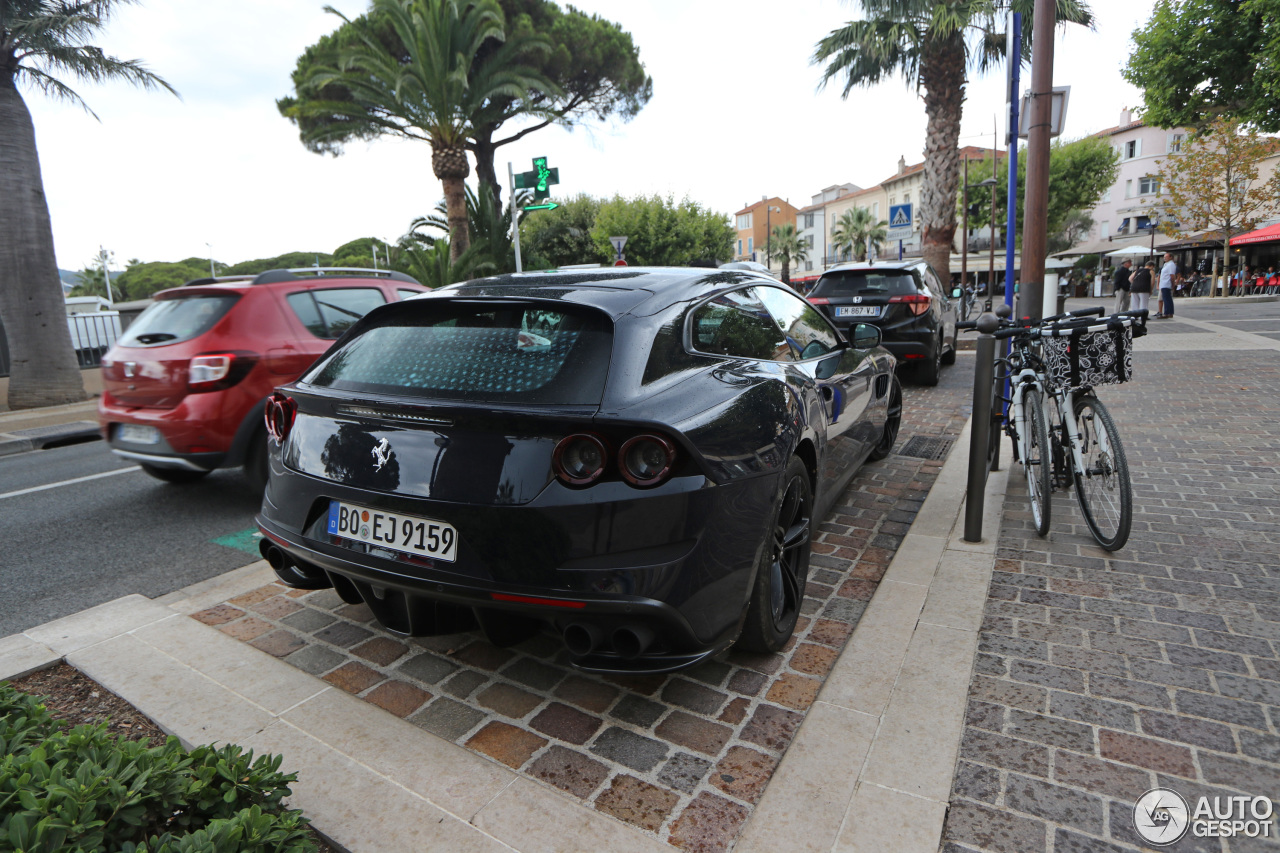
xmin=1041 ymin=306 xmax=1105 ymax=324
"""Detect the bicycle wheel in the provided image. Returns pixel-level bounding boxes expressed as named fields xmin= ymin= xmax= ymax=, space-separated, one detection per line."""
xmin=1024 ymin=388 xmax=1052 ymax=537
xmin=1072 ymin=395 xmax=1132 ymax=551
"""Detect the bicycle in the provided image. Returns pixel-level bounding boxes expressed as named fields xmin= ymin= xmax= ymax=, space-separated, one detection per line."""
xmin=964 ymin=306 xmax=1147 ymax=551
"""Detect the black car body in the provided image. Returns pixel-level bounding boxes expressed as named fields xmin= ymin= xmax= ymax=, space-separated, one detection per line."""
xmin=807 ymin=260 xmax=957 ymax=385
xmin=256 ymin=268 xmax=901 ymax=674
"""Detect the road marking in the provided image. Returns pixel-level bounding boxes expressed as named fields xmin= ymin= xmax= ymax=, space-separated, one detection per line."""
xmin=0 ymin=466 xmax=142 ymax=500
xmin=212 ymin=528 xmax=264 ymax=555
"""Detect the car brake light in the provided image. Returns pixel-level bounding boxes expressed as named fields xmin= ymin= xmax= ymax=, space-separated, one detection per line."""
xmin=807 ymin=296 xmax=830 ymax=305
xmin=889 ymin=293 xmax=931 ymax=316
xmin=265 ymin=392 xmax=297 ymax=445
xmin=188 ymin=352 xmax=257 ymax=392
xmin=553 ymin=434 xmax=608 ymax=485
xmin=619 ymin=434 xmax=677 ymax=487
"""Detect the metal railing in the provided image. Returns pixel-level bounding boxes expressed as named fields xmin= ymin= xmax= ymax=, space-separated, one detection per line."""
xmin=67 ymin=311 xmax=122 ymax=368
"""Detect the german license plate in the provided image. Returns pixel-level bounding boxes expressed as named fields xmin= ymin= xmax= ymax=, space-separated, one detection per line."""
xmin=836 ymin=306 xmax=879 ymax=317
xmin=327 ymin=501 xmax=458 ymax=563
xmin=118 ymin=424 xmax=159 ymax=444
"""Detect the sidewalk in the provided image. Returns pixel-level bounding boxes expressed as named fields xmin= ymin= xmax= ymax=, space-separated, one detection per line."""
xmin=0 ymin=374 xmax=1014 ymax=853
xmin=0 ymin=399 xmax=100 ymax=456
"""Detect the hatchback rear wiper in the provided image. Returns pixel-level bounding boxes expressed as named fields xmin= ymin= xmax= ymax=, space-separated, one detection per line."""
xmin=134 ymin=332 xmax=177 ymax=344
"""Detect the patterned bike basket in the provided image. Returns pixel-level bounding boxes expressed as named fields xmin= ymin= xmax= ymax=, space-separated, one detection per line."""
xmin=1042 ymin=323 xmax=1136 ymax=390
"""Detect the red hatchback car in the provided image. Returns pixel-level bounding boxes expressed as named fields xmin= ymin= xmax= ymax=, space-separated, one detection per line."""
xmin=99 ymin=268 xmax=425 ymax=488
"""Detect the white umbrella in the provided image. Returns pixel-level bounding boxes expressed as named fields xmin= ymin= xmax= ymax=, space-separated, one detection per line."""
xmin=1105 ymin=245 xmax=1157 ymax=257
xmin=1045 ymin=257 xmax=1074 ymax=269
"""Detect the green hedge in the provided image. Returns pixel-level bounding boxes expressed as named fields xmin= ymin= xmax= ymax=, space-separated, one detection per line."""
xmin=0 ymin=683 xmax=317 ymax=853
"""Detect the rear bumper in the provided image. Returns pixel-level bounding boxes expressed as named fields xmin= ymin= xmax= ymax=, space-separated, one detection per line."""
xmin=256 ymin=461 xmax=779 ymax=673
xmin=99 ymin=390 xmax=254 ymax=470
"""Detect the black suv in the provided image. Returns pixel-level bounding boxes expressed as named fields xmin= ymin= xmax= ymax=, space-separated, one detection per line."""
xmin=807 ymin=260 xmax=957 ymax=385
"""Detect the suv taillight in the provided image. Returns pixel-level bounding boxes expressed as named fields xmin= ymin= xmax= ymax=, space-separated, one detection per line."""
xmin=188 ymin=352 xmax=257 ymax=392
xmin=889 ymin=293 xmax=931 ymax=316
xmin=264 ymin=392 xmax=297 ymax=445
xmin=619 ymin=434 xmax=676 ymax=487
xmin=807 ymin=296 xmax=830 ymax=305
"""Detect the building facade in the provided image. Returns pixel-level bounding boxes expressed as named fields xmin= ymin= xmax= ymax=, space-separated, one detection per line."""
xmin=733 ymin=197 xmax=800 ymax=269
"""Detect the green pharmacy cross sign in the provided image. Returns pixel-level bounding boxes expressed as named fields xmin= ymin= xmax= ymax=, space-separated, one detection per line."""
xmin=514 ymin=156 xmax=560 ymax=200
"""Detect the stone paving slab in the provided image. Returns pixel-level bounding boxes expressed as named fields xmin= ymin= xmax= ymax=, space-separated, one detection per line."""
xmin=196 ymin=361 xmax=976 ymax=850
xmin=943 ymin=321 xmax=1280 ymax=852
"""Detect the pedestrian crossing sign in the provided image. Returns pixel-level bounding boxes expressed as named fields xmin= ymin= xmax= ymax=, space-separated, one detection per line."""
xmin=889 ymin=204 xmax=913 ymax=229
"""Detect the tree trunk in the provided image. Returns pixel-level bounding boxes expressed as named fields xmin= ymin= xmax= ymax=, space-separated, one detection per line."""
xmin=782 ymin=258 xmax=790 ymax=284
xmin=432 ymin=141 xmax=471 ymax=262
xmin=471 ymin=126 xmax=501 ymax=212
xmin=0 ymin=78 xmax=87 ymax=409
xmin=918 ymin=34 xmax=967 ymax=286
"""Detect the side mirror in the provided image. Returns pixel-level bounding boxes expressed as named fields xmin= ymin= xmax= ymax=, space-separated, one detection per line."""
xmin=950 ymin=287 xmax=963 ymax=299
xmin=850 ymin=323 xmax=881 ymax=350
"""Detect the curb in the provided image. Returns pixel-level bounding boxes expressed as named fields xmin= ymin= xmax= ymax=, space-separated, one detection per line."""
xmin=0 ymin=421 xmax=100 ymax=456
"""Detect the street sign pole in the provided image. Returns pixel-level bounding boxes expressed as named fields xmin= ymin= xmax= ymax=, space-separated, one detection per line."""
xmin=508 ymin=161 xmax=523 ymax=273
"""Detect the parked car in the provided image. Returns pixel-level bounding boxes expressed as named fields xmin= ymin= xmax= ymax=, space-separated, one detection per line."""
xmin=256 ymin=267 xmax=901 ymax=673
xmin=806 ymin=260 xmax=957 ymax=385
xmin=98 ymin=268 xmax=426 ymax=489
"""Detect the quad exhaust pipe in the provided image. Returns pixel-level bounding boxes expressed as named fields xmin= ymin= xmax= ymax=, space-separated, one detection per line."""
xmin=260 ymin=540 xmax=330 ymax=590
xmin=563 ymin=623 xmax=602 ymax=657
xmin=562 ymin=623 xmax=655 ymax=659
xmin=612 ymin=625 xmax=654 ymax=660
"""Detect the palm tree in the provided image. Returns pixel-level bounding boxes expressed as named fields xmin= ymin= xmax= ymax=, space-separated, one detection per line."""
xmin=814 ymin=0 xmax=1092 ymax=282
xmin=831 ymin=208 xmax=888 ymax=262
xmin=763 ymin=224 xmax=810 ymax=284
xmin=0 ymin=0 xmax=175 ymax=409
xmin=288 ymin=0 xmax=552 ymax=262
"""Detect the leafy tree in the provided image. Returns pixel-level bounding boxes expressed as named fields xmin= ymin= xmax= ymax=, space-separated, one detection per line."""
xmin=223 ymin=252 xmax=334 ymax=275
xmin=279 ymin=0 xmax=650 ymax=209
xmin=764 ymin=223 xmax=810 ymax=284
xmin=959 ymin=135 xmax=1118 ymax=251
xmin=830 ymin=207 xmax=888 ymax=262
xmin=279 ymin=0 xmax=552 ymax=260
xmin=589 ymin=195 xmax=734 ymax=267
xmin=0 ymin=0 xmax=176 ymax=408
xmin=521 ymin=194 xmax=602 ymax=268
xmin=399 ymin=239 xmax=495 ymax=287
xmin=814 ymin=0 xmax=1092 ymax=283
xmin=1154 ymin=116 xmax=1280 ymax=294
xmin=1124 ymin=0 xmax=1280 ymax=132
xmin=403 ymin=183 xmax=522 ymax=272
xmin=110 ymin=258 xmax=208 ymax=299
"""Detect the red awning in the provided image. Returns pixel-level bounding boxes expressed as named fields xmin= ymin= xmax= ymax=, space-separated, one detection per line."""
xmin=1229 ymin=223 xmax=1280 ymax=246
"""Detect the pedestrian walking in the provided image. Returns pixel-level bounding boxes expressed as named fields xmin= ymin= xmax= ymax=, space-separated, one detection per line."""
xmin=1112 ymin=259 xmax=1132 ymax=313
xmin=1157 ymin=252 xmax=1177 ymax=318
xmin=1130 ymin=261 xmax=1154 ymax=314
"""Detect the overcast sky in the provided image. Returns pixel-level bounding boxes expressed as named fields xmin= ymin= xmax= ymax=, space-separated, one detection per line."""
xmin=27 ymin=0 xmax=1151 ymax=271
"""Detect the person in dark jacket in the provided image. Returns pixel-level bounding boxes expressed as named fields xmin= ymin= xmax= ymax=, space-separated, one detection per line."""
xmin=1113 ymin=259 xmax=1132 ymax=313
xmin=1130 ymin=261 xmax=1154 ymax=314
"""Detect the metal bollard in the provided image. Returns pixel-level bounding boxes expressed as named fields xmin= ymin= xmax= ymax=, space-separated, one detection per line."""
xmin=964 ymin=313 xmax=1000 ymax=543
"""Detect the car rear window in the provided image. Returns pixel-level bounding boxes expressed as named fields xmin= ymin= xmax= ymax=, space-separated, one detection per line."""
xmin=304 ymin=302 xmax=613 ymax=405
xmin=287 ymin=288 xmax=387 ymax=339
xmin=116 ymin=294 xmax=240 ymax=347
xmin=811 ymin=271 xmax=920 ymax=297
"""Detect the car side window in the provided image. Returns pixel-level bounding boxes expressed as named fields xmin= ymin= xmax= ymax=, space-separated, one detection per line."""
xmin=754 ymin=286 xmax=842 ymax=360
xmin=689 ymin=288 xmax=792 ymax=361
xmin=397 ymin=288 xmax=424 ymax=301
xmin=287 ymin=288 xmax=387 ymax=339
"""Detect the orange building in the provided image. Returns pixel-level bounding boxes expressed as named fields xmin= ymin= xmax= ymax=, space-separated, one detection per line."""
xmin=733 ymin=197 xmax=800 ymax=270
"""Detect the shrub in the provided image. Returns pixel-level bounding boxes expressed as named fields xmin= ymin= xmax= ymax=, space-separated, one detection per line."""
xmin=0 ymin=684 xmax=316 ymax=853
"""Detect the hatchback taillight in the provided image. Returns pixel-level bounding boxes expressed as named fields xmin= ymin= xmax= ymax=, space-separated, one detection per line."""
xmin=264 ymin=392 xmax=297 ymax=445
xmin=619 ymin=434 xmax=676 ymax=487
xmin=889 ymin=293 xmax=931 ymax=316
xmin=553 ymin=434 xmax=608 ymax=485
xmin=189 ymin=352 xmax=256 ymax=392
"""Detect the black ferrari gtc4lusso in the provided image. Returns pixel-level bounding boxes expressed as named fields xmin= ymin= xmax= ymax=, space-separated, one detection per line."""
xmin=256 ymin=267 xmax=901 ymax=674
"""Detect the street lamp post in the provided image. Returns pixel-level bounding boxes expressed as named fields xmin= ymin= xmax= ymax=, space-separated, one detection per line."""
xmin=764 ymin=203 xmax=781 ymax=272
xmin=98 ymin=246 xmax=114 ymax=309
xmin=968 ymin=177 xmax=998 ymax=307
xmin=961 ymin=155 xmax=969 ymax=292
xmin=206 ymin=243 xmax=215 ymax=279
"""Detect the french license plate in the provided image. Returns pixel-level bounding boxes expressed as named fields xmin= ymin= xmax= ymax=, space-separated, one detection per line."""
xmin=118 ymin=424 xmax=159 ymax=445
xmin=327 ymin=501 xmax=458 ymax=563
xmin=836 ymin=306 xmax=879 ymax=317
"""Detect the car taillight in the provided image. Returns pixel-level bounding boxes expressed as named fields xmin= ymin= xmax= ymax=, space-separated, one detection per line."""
xmin=619 ymin=434 xmax=676 ymax=487
xmin=553 ymin=434 xmax=607 ymax=485
xmin=807 ymin=296 xmax=830 ymax=305
xmin=889 ymin=293 xmax=931 ymax=316
xmin=264 ymin=392 xmax=297 ymax=445
xmin=188 ymin=352 xmax=257 ymax=392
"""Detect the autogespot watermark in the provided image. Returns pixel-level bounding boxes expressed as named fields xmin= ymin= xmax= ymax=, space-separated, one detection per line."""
xmin=1133 ymin=787 xmax=1276 ymax=845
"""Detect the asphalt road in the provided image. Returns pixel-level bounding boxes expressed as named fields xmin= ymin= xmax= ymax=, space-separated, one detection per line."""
xmin=0 ymin=441 xmax=264 ymax=637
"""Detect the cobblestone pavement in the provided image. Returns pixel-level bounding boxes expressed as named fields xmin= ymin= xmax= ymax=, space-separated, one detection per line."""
xmin=943 ymin=341 xmax=1280 ymax=852
xmin=194 ymin=361 xmax=973 ymax=851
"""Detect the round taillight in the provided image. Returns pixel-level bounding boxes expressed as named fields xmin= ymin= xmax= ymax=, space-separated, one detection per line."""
xmin=264 ymin=392 xmax=297 ymax=445
xmin=619 ymin=434 xmax=676 ymax=487
xmin=553 ymin=434 xmax=608 ymax=485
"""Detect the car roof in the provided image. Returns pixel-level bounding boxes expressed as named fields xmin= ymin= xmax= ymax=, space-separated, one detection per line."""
xmin=154 ymin=268 xmax=424 ymax=299
xmin=420 ymin=266 xmax=786 ymax=320
xmin=819 ymin=260 xmax=924 ymax=274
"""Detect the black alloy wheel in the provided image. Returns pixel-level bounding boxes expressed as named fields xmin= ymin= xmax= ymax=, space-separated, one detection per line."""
xmin=941 ymin=332 xmax=957 ymax=365
xmin=739 ymin=456 xmax=813 ymax=652
xmin=917 ymin=333 xmax=943 ymax=386
xmin=869 ymin=378 xmax=903 ymax=461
